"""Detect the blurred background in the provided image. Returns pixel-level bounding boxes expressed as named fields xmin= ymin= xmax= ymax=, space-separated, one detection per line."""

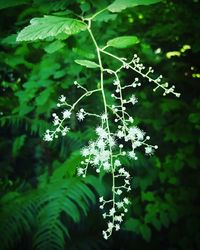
xmin=0 ymin=0 xmax=200 ymax=249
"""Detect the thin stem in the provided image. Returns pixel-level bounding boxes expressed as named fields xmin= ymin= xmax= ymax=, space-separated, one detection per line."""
xmin=88 ymin=7 xmax=107 ymax=20
xmin=70 ymin=88 xmax=100 ymax=111
xmin=87 ymin=20 xmax=116 ymax=230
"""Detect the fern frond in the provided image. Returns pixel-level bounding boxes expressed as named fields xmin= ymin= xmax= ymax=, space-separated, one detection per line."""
xmin=33 ymin=178 xmax=97 ymax=250
xmin=0 ymin=115 xmax=49 ymax=137
xmin=0 ymin=192 xmax=38 ymax=250
xmin=0 ymin=168 xmax=103 ymax=250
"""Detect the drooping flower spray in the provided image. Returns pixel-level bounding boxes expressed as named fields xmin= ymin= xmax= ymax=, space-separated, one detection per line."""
xmin=44 ymin=18 xmax=180 ymax=239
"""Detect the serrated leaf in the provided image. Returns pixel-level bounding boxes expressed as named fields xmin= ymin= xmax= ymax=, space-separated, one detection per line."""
xmin=107 ymin=36 xmax=139 ymax=48
xmin=108 ymin=0 xmax=162 ymax=13
xmin=17 ymin=15 xmax=86 ymax=41
xmin=44 ymin=40 xmax=65 ymax=54
xmin=75 ymin=59 xmax=99 ymax=68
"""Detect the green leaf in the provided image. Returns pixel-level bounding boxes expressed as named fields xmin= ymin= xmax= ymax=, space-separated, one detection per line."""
xmin=33 ymin=0 xmax=70 ymax=12
xmin=50 ymin=151 xmax=83 ymax=182
xmin=36 ymin=88 xmax=53 ymax=106
xmin=140 ymin=224 xmax=151 ymax=241
xmin=123 ymin=218 xmax=140 ymax=233
xmin=151 ymin=218 xmax=161 ymax=231
xmin=93 ymin=10 xmax=117 ymax=22
xmin=12 ymin=135 xmax=26 ymax=157
xmin=44 ymin=40 xmax=65 ymax=54
xmin=107 ymin=36 xmax=139 ymax=48
xmin=17 ymin=16 xmax=87 ymax=41
xmin=142 ymin=191 xmax=155 ymax=202
xmin=0 ymin=0 xmax=30 ymax=10
xmin=75 ymin=59 xmax=99 ymax=68
xmin=160 ymin=212 xmax=170 ymax=227
xmin=73 ymin=47 xmax=95 ymax=59
xmin=108 ymin=0 xmax=162 ymax=13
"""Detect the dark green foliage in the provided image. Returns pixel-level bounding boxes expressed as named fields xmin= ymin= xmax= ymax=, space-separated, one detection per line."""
xmin=0 ymin=172 xmax=103 ymax=250
xmin=0 ymin=0 xmax=200 ymax=249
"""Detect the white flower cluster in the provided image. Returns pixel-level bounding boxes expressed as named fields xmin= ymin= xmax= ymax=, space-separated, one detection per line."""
xmin=43 ymin=51 xmax=180 ymax=239
xmin=43 ymin=82 xmax=101 ymax=141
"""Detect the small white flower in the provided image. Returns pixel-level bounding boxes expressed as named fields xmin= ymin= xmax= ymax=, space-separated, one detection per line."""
xmin=128 ymin=151 xmax=137 ymax=159
xmin=123 ymin=198 xmax=129 ymax=204
xmin=145 ymin=146 xmax=154 ymax=155
xmin=81 ymin=147 xmax=90 ymax=157
xmin=115 ymin=215 xmax=123 ymax=222
xmin=109 ymin=208 xmax=116 ymax=216
xmin=100 ymin=150 xmax=110 ymax=162
xmin=77 ymin=167 xmax=84 ymax=176
xmin=103 ymin=213 xmax=107 ymax=219
xmin=108 ymin=222 xmax=114 ymax=231
xmin=59 ymin=95 xmax=66 ymax=102
xmin=97 ymin=139 xmax=105 ymax=149
xmin=108 ymin=136 xmax=116 ymax=147
xmin=62 ymin=126 xmax=70 ymax=133
xmin=116 ymin=202 xmax=124 ymax=209
xmin=132 ymin=141 xmax=142 ymax=148
xmin=129 ymin=117 xmax=134 ymax=123
xmin=44 ymin=132 xmax=53 ymax=141
xmin=77 ymin=110 xmax=85 ymax=121
xmin=99 ymin=196 xmax=104 ymax=202
xmin=114 ymin=160 xmax=121 ymax=167
xmin=125 ymin=180 xmax=130 ymax=185
xmin=115 ymin=224 xmax=120 ymax=231
xmin=113 ymin=80 xmax=119 ymax=85
xmin=116 ymin=189 xmax=122 ymax=195
xmin=117 ymin=130 xmax=124 ymax=139
xmin=63 ymin=110 xmax=71 ymax=119
xmin=119 ymin=168 xmax=125 ymax=174
xmin=93 ymin=156 xmax=100 ymax=165
xmin=53 ymin=119 xmax=59 ymax=126
xmin=96 ymin=127 xmax=108 ymax=138
xmin=128 ymin=126 xmax=145 ymax=141
xmin=103 ymin=162 xmax=111 ymax=171
xmin=129 ymin=94 xmax=138 ymax=105
xmin=125 ymin=172 xmax=130 ymax=178
xmin=103 ymin=231 xmax=108 ymax=240
xmin=101 ymin=113 xmax=107 ymax=121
